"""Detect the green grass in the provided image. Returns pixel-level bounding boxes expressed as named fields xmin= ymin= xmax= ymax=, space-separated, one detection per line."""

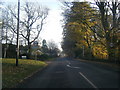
xmin=2 ymin=58 xmax=47 ymax=88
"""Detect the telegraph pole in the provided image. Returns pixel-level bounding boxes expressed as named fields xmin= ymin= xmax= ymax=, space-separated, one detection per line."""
xmin=83 ymin=45 xmax=85 ymax=57
xmin=16 ymin=0 xmax=20 ymax=66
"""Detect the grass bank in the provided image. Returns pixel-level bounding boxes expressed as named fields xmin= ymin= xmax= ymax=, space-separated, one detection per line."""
xmin=2 ymin=58 xmax=47 ymax=88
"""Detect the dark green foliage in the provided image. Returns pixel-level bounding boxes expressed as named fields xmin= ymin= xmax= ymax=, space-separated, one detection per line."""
xmin=2 ymin=44 xmax=16 ymax=58
xmin=2 ymin=44 xmax=28 ymax=58
xmin=37 ymin=54 xmax=51 ymax=61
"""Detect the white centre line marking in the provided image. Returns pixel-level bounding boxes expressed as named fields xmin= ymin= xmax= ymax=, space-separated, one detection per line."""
xmin=67 ymin=64 xmax=71 ymax=67
xmin=66 ymin=61 xmax=71 ymax=65
xmin=66 ymin=65 xmax=80 ymax=69
xmin=79 ymin=72 xmax=98 ymax=88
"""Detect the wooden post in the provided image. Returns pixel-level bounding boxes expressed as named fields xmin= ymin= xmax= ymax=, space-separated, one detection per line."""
xmin=16 ymin=0 xmax=20 ymax=66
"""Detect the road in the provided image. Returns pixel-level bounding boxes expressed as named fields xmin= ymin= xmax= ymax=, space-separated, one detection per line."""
xmin=17 ymin=57 xmax=120 ymax=88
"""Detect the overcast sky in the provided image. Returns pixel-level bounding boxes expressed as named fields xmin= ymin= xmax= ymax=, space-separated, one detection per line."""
xmin=2 ymin=0 xmax=64 ymax=50
xmin=39 ymin=0 xmax=63 ymax=51
xmin=2 ymin=0 xmax=95 ymax=51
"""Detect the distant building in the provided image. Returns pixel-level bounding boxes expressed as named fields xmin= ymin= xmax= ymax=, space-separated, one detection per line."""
xmin=31 ymin=41 xmax=41 ymax=56
xmin=32 ymin=41 xmax=40 ymax=50
xmin=33 ymin=41 xmax=39 ymax=46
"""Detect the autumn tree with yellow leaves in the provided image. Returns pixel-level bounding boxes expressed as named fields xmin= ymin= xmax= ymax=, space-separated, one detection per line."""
xmin=61 ymin=1 xmax=120 ymax=63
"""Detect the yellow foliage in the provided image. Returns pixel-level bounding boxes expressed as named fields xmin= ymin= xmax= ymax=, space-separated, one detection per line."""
xmin=93 ymin=45 xmax=108 ymax=59
xmin=67 ymin=22 xmax=80 ymax=26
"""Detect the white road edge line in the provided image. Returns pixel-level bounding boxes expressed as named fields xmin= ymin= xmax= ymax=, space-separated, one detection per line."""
xmin=79 ymin=72 xmax=98 ymax=88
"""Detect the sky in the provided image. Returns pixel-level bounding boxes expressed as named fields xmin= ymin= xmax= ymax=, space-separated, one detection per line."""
xmin=2 ymin=0 xmax=64 ymax=51
xmin=38 ymin=0 xmax=64 ymax=51
xmin=2 ymin=0 xmax=95 ymax=51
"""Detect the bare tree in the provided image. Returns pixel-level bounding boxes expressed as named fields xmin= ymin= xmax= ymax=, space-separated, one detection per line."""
xmin=1 ymin=7 xmax=10 ymax=58
xmin=1 ymin=4 xmax=18 ymax=44
xmin=47 ymin=40 xmax=60 ymax=56
xmin=47 ymin=40 xmax=58 ymax=50
xmin=21 ymin=2 xmax=49 ymax=58
xmin=6 ymin=2 xmax=49 ymax=59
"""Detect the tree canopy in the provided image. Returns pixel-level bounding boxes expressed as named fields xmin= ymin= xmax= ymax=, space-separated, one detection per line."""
xmin=62 ymin=1 xmax=120 ymax=62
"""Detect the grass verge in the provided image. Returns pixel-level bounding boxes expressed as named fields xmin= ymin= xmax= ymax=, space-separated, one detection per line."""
xmin=2 ymin=58 xmax=47 ymax=88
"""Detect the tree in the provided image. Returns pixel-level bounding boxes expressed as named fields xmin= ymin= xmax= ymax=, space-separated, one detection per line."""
xmin=1 ymin=3 xmax=19 ymax=45
xmin=41 ymin=40 xmax=60 ymax=57
xmin=47 ymin=40 xmax=60 ymax=57
xmin=1 ymin=6 xmax=10 ymax=58
xmin=5 ymin=2 xmax=49 ymax=59
xmin=61 ymin=0 xmax=120 ymax=62
xmin=41 ymin=39 xmax=48 ymax=54
xmin=94 ymin=0 xmax=120 ymax=61
xmin=62 ymin=2 xmax=96 ymax=58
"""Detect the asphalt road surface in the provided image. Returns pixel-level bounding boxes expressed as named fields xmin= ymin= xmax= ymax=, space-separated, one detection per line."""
xmin=17 ymin=57 xmax=120 ymax=88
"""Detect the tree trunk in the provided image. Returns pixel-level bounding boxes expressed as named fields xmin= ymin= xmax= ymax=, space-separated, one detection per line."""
xmin=27 ymin=41 xmax=31 ymax=59
xmin=106 ymin=40 xmax=115 ymax=61
xmin=117 ymin=42 xmax=120 ymax=63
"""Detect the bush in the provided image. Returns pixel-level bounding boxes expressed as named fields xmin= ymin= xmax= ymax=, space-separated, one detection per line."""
xmin=37 ymin=54 xmax=51 ymax=61
xmin=2 ymin=44 xmax=16 ymax=58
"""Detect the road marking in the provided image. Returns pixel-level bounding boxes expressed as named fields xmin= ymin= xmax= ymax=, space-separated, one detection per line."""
xmin=67 ymin=64 xmax=71 ymax=67
xmin=66 ymin=64 xmax=80 ymax=69
xmin=66 ymin=61 xmax=71 ymax=65
xmin=73 ymin=66 xmax=80 ymax=69
xmin=79 ymin=72 xmax=98 ymax=88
